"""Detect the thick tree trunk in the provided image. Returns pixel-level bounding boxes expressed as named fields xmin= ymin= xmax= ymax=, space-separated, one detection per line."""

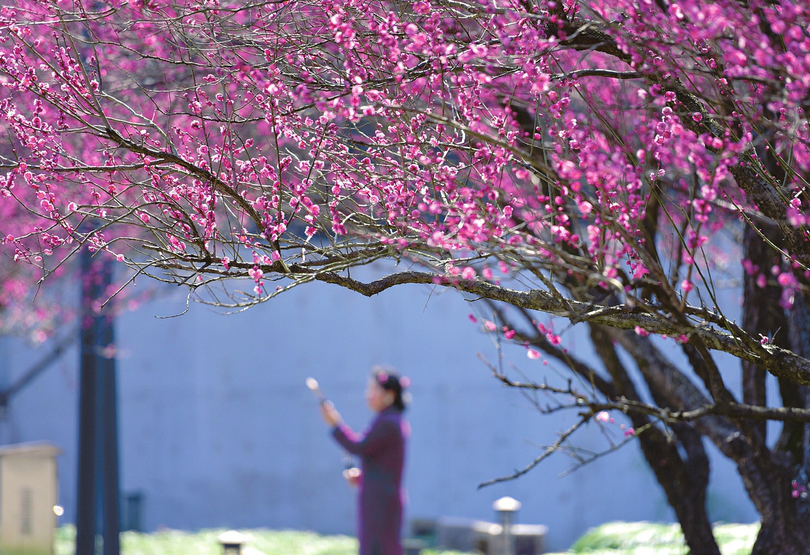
xmin=606 ymin=327 xmax=810 ymax=554
xmin=742 ymin=447 xmax=810 ymax=555
xmin=740 ymin=218 xmax=810 ymax=553
xmin=642 ymin=423 xmax=720 ymax=555
xmin=590 ymin=327 xmax=721 ymax=555
xmin=752 ymin=511 xmax=810 ymax=555
xmin=683 ymin=340 xmax=810 ymax=554
xmin=742 ymin=227 xmax=774 ymax=442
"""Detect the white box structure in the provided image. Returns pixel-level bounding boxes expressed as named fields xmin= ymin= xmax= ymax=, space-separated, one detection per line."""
xmin=0 ymin=442 xmax=62 ymax=555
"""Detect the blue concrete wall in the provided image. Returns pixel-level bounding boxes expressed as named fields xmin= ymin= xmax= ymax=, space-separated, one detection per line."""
xmin=1 ymin=270 xmax=760 ymax=551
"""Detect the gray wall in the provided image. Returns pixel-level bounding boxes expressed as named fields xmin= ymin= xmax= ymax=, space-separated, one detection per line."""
xmin=1 ymin=273 xmax=759 ymax=550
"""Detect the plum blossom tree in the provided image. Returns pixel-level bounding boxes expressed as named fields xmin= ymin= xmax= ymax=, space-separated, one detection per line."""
xmin=2 ymin=0 xmax=810 ymax=552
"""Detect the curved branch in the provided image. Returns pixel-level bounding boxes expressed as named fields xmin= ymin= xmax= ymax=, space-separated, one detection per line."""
xmin=315 ymin=270 xmax=810 ymax=385
xmin=477 ymin=416 xmax=589 ymax=488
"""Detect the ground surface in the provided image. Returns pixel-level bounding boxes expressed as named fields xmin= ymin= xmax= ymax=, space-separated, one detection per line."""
xmin=53 ymin=521 xmax=759 ymax=554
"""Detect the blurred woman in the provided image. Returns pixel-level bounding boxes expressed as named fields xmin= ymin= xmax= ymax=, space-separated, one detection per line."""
xmin=320 ymin=367 xmax=410 ymax=555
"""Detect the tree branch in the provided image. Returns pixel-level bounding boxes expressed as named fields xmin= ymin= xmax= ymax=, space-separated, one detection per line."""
xmin=316 ymin=270 xmax=810 ymax=385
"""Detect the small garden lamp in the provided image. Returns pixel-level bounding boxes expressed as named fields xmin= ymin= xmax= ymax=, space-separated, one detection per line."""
xmin=218 ymin=530 xmax=246 ymax=555
xmin=493 ymin=496 xmax=522 ymax=555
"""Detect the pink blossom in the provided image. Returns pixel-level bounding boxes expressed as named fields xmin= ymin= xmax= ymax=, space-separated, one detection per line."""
xmin=787 ymin=207 xmax=806 ymax=226
xmin=742 ymin=259 xmax=759 ymax=275
xmin=778 ymin=273 xmax=797 ymax=287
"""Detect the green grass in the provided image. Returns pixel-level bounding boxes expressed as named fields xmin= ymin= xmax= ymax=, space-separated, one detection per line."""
xmin=54 ymin=526 xmax=470 ymax=555
xmin=55 ymin=521 xmax=759 ymax=555
xmin=549 ymin=521 xmax=759 ymax=555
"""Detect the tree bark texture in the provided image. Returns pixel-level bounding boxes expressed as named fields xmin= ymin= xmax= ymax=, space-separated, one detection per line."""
xmin=590 ymin=326 xmax=721 ymax=555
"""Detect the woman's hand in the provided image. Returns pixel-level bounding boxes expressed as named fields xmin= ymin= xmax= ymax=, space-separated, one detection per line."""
xmin=320 ymin=400 xmax=342 ymax=427
xmin=343 ymin=467 xmax=361 ymax=488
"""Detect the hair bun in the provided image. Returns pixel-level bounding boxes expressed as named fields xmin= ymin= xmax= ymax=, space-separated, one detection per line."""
xmin=371 ymin=365 xmax=408 ymax=411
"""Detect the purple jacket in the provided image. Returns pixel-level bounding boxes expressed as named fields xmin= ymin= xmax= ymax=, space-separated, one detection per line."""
xmin=333 ymin=406 xmax=407 ymax=555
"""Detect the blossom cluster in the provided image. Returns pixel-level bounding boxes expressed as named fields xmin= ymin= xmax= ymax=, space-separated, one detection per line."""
xmin=0 ymin=0 xmax=806 ymax=329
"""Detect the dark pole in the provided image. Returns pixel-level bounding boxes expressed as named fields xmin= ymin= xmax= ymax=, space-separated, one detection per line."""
xmin=74 ymin=16 xmax=121 ymax=554
xmin=76 ymin=247 xmax=120 ymax=555
xmin=76 ymin=246 xmax=99 ymax=555
xmin=98 ymin=286 xmax=120 ymax=555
